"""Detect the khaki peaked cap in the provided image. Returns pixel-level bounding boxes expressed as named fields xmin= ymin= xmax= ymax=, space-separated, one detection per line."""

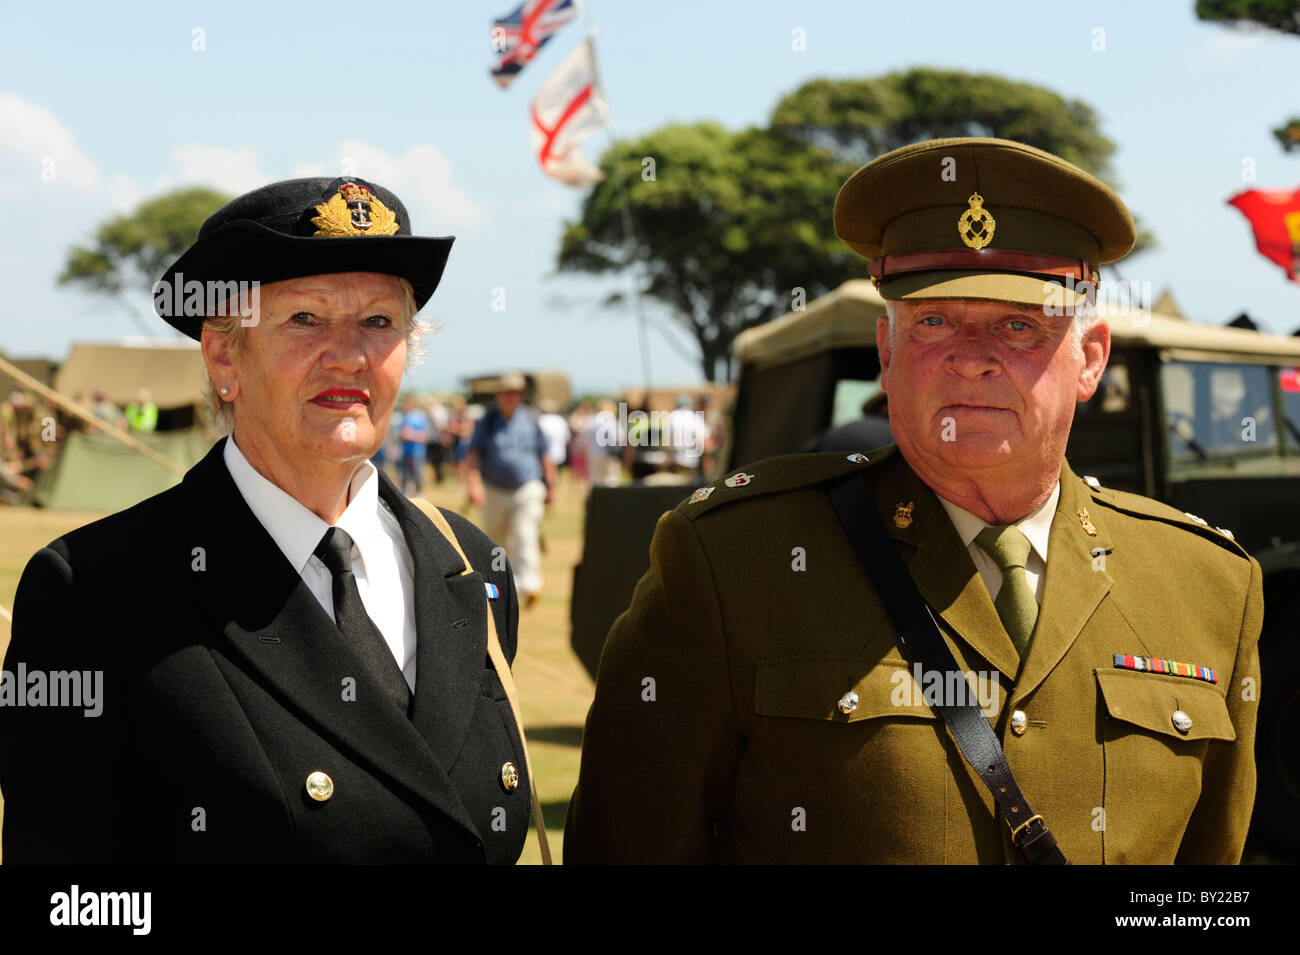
xmin=833 ymin=138 xmax=1136 ymax=307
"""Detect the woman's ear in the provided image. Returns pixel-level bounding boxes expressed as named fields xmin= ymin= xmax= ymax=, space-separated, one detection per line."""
xmin=201 ymin=326 xmax=238 ymax=401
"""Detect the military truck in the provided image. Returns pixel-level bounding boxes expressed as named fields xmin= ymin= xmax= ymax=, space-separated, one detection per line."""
xmin=570 ymin=278 xmax=1300 ymax=857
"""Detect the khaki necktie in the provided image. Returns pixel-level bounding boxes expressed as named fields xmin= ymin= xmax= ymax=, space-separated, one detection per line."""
xmin=975 ymin=525 xmax=1038 ymax=660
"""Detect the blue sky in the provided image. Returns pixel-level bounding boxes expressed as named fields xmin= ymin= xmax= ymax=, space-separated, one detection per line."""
xmin=2 ymin=0 xmax=1298 ymax=394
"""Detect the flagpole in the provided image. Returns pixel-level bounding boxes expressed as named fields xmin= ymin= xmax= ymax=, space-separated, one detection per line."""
xmin=579 ymin=18 xmax=653 ymax=394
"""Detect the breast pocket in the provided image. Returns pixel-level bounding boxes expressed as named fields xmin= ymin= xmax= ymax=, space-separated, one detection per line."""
xmin=748 ymin=654 xmax=950 ymax=862
xmin=1095 ymin=668 xmax=1235 ymax=861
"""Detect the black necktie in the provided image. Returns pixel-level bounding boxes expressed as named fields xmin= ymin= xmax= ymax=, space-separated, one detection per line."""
xmin=313 ymin=526 xmax=412 ymax=714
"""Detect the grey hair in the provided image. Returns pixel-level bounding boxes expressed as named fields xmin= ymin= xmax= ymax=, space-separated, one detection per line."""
xmin=201 ymin=277 xmax=431 ymax=435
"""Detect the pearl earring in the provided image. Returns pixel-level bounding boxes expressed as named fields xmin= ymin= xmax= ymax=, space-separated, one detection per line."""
xmin=220 ymin=387 xmax=230 ymax=395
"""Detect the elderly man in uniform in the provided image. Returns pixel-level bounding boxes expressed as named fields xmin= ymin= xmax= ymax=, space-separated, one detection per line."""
xmin=0 ymin=177 xmax=539 ymax=863
xmin=565 ymin=138 xmax=1263 ymax=864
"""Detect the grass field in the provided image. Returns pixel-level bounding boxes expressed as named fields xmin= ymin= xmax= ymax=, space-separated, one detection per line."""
xmin=0 ymin=468 xmax=600 ymax=865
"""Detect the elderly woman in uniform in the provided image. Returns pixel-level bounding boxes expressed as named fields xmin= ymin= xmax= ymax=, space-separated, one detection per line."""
xmin=0 ymin=178 xmax=538 ymax=864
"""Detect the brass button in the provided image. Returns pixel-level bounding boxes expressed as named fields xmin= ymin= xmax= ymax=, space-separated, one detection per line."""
xmin=501 ymin=761 xmax=519 ymax=792
xmin=1010 ymin=710 xmax=1028 ymax=736
xmin=1172 ymin=710 xmax=1192 ymax=734
xmin=837 ymin=691 xmax=859 ymax=715
xmin=305 ymin=771 xmax=334 ymax=802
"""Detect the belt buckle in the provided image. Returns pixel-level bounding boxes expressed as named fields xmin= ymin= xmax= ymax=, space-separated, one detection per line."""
xmin=1010 ymin=813 xmax=1045 ymax=845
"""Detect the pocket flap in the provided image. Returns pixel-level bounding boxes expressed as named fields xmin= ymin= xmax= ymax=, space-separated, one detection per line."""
xmin=755 ymin=654 xmax=941 ymax=723
xmin=1095 ymin=668 xmax=1234 ymax=742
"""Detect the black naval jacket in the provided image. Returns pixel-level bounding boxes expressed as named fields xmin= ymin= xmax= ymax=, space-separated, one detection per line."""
xmin=0 ymin=437 xmax=530 ymax=864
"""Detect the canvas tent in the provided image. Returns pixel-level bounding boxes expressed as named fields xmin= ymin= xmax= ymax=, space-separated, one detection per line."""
xmin=0 ymin=356 xmax=57 ymax=397
xmin=55 ymin=339 xmax=208 ymax=428
xmin=33 ymin=426 xmax=216 ymax=511
xmin=32 ymin=340 xmax=216 ymax=510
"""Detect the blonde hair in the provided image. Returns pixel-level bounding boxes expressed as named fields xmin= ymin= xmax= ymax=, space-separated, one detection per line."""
xmin=202 ymin=276 xmax=430 ymax=434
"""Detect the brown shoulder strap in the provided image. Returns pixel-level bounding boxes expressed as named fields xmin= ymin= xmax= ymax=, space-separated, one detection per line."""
xmin=411 ymin=497 xmax=553 ymax=866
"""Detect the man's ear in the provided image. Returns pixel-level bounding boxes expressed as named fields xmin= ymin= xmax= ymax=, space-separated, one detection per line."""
xmin=876 ymin=314 xmax=892 ymax=392
xmin=201 ymin=326 xmax=238 ymax=401
xmin=1076 ymin=317 xmax=1111 ymax=403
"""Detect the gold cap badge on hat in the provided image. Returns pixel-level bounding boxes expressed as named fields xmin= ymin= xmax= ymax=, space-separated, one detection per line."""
xmin=312 ymin=181 xmax=399 ymax=237
xmin=957 ymin=193 xmax=996 ymax=249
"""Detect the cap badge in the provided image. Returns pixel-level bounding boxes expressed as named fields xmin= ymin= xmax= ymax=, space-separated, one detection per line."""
xmin=312 ymin=181 xmax=399 ymax=237
xmin=957 ymin=192 xmax=996 ymax=250
xmin=893 ymin=501 xmax=915 ymax=529
xmin=1077 ymin=507 xmax=1097 ymax=537
xmin=846 ymin=453 xmax=869 ymax=463
xmin=724 ymin=472 xmax=754 ymax=488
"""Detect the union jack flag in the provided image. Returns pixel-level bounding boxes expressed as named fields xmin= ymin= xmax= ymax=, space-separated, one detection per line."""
xmin=489 ymin=0 xmax=579 ymax=89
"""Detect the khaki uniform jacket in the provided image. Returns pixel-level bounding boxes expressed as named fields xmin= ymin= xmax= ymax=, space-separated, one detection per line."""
xmin=564 ymin=447 xmax=1263 ymax=864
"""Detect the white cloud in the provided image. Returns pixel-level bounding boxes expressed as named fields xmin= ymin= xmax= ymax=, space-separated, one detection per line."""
xmin=169 ymin=142 xmax=270 ymax=195
xmin=290 ymin=139 xmax=483 ymax=227
xmin=103 ymin=143 xmax=270 ymax=211
xmin=0 ymin=92 xmax=99 ymax=188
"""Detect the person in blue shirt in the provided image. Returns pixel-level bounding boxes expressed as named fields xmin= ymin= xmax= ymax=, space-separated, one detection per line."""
xmin=398 ymin=394 xmax=430 ymax=495
xmin=465 ymin=373 xmax=555 ymax=607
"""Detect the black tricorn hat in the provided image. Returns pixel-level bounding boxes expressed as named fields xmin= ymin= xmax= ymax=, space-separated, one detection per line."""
xmin=155 ymin=177 xmax=454 ymax=340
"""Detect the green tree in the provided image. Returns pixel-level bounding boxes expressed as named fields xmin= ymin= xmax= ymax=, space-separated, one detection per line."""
xmin=558 ymin=124 xmax=859 ymax=381
xmin=771 ymin=69 xmax=1115 ymax=174
xmin=1196 ymin=2 xmax=1300 ymax=157
xmin=559 ymin=70 xmax=1149 ymax=381
xmin=1195 ymin=0 xmax=1300 ymax=36
xmin=59 ymin=187 xmax=229 ymax=331
xmin=771 ymin=68 xmax=1153 ymax=260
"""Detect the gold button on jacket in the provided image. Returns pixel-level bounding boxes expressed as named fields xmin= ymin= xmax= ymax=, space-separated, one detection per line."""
xmin=565 ymin=447 xmax=1262 ymax=864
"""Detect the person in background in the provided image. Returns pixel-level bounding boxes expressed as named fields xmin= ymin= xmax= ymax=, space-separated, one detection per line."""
xmin=445 ymin=394 xmax=473 ymax=485
xmin=537 ymin=398 xmax=571 ymax=475
xmin=666 ymin=394 xmax=709 ymax=480
xmin=90 ymin=389 xmax=126 ymax=432
xmin=801 ymin=392 xmax=893 ymax=453
xmin=582 ymin=398 xmax=622 ymax=493
xmin=1 ymin=389 xmax=28 ymax=465
xmin=124 ymin=388 xmax=159 ymax=433
xmin=398 ymin=393 xmax=430 ymax=496
xmin=465 ymin=373 xmax=554 ymax=608
xmin=567 ymin=401 xmax=591 ymax=489
xmin=425 ymin=396 xmax=448 ymax=485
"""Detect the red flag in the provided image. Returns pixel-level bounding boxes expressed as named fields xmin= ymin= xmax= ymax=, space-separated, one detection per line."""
xmin=1227 ymin=187 xmax=1300 ymax=283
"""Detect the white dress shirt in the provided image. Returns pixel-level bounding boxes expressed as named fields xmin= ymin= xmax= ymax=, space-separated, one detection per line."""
xmin=223 ymin=436 xmax=418 ymax=691
xmin=937 ymin=483 xmax=1060 ymax=607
